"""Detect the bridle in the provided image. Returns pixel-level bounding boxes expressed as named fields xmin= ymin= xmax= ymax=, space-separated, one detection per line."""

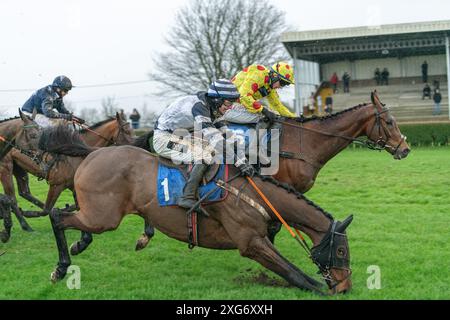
xmin=310 ymin=220 xmax=352 ymax=292
xmin=277 ymin=103 xmax=407 ymax=163
xmin=366 ymin=107 xmax=406 ymax=154
xmin=0 ymin=123 xmax=42 ymax=165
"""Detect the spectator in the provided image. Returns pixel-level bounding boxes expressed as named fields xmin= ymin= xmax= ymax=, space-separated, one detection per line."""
xmin=381 ymin=68 xmax=389 ymax=85
xmin=433 ymin=79 xmax=440 ymax=93
xmin=422 ymin=83 xmax=432 ymax=100
xmin=129 ymin=108 xmax=141 ymax=129
xmin=330 ymin=72 xmax=338 ymax=93
xmin=433 ymin=89 xmax=442 ymax=115
xmin=374 ymin=68 xmax=381 ymax=85
xmin=342 ymin=72 xmax=351 ymax=93
xmin=119 ymin=109 xmax=127 ymax=121
xmin=421 ymin=61 xmax=428 ymax=83
xmin=325 ymin=95 xmax=333 ymax=114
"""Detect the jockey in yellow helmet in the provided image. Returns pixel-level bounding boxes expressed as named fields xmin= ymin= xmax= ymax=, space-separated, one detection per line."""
xmin=225 ymin=61 xmax=296 ymax=124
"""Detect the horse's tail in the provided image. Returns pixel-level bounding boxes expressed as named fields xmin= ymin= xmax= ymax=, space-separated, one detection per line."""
xmin=39 ymin=125 xmax=96 ymax=157
xmin=133 ymin=129 xmax=155 ymax=153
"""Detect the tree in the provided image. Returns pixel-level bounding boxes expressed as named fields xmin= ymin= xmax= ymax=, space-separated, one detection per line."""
xmin=150 ymin=0 xmax=289 ymax=97
xmin=77 ymin=107 xmax=102 ymax=125
xmin=101 ymin=96 xmax=119 ymax=118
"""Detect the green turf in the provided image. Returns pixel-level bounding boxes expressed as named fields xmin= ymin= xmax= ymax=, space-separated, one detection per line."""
xmin=0 ymin=147 xmax=449 ymax=299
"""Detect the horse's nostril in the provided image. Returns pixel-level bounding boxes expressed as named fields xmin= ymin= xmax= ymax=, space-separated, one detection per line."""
xmin=403 ymin=148 xmax=410 ymax=156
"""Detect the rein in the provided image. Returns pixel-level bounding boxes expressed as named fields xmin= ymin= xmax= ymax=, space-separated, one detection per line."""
xmin=76 ymin=120 xmax=126 ymax=145
xmin=277 ymin=105 xmax=406 ymax=160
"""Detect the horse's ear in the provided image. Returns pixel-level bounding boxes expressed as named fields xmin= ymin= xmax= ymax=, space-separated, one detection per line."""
xmin=18 ymin=109 xmax=28 ymax=122
xmin=371 ymin=90 xmax=382 ymax=111
xmin=336 ymin=214 xmax=353 ymax=233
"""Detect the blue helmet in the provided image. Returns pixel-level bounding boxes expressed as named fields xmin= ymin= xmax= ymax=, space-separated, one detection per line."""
xmin=207 ymin=79 xmax=240 ymax=101
xmin=52 ymin=75 xmax=73 ymax=91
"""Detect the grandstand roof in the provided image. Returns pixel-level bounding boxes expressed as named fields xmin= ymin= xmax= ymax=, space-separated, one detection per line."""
xmin=282 ymin=20 xmax=450 ymax=63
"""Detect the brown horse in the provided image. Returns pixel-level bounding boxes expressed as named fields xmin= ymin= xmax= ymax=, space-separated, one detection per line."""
xmin=0 ymin=113 xmax=133 ymax=242
xmin=0 ymin=110 xmax=41 ymax=233
xmin=132 ymin=91 xmax=410 ymax=249
xmin=40 ymin=126 xmax=353 ymax=294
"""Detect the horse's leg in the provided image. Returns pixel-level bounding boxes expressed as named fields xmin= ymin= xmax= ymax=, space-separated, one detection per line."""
xmin=14 ymin=164 xmax=45 ymax=209
xmin=238 ymin=234 xmax=323 ymax=293
xmin=218 ymin=211 xmax=323 ymax=293
xmin=23 ymin=184 xmax=66 ymax=218
xmin=267 ymin=221 xmax=282 ymax=245
xmin=0 ymin=170 xmax=33 ymax=231
xmin=49 ymin=209 xmax=72 ymax=282
xmin=0 ymin=196 xmax=12 ymax=243
xmin=62 ymin=189 xmax=79 ymax=212
xmin=50 ymin=202 xmax=125 ymax=281
xmin=135 ymin=220 xmax=155 ymax=251
xmin=68 ymin=188 xmax=94 ymax=256
xmin=69 ymin=231 xmax=93 ymax=256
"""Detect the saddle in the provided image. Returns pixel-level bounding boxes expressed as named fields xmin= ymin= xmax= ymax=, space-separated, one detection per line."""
xmin=144 ymin=130 xmax=220 ymax=183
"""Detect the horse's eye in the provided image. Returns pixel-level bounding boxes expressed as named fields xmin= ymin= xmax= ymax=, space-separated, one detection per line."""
xmin=337 ymin=247 xmax=346 ymax=258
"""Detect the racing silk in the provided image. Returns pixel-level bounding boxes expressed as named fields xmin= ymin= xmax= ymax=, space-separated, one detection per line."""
xmin=231 ymin=64 xmax=296 ymax=117
xmin=155 ymin=92 xmax=245 ymax=165
xmin=22 ymin=85 xmax=71 ymax=119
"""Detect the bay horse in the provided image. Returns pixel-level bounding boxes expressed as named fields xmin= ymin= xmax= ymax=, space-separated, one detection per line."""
xmin=132 ymin=91 xmax=410 ymax=249
xmin=0 ymin=113 xmax=133 ymax=242
xmin=40 ymin=125 xmax=354 ymax=294
xmin=0 ymin=110 xmax=41 ymax=234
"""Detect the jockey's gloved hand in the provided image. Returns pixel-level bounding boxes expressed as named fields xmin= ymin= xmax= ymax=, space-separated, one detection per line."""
xmin=73 ymin=116 xmax=86 ymax=125
xmin=238 ymin=162 xmax=255 ymax=177
xmin=261 ymin=108 xmax=277 ymax=123
xmin=60 ymin=113 xmax=73 ymax=121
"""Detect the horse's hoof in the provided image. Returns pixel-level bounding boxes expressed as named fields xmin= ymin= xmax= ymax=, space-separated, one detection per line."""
xmin=50 ymin=270 xmax=65 ymax=283
xmin=0 ymin=231 xmax=10 ymax=243
xmin=70 ymin=242 xmax=80 ymax=256
xmin=135 ymin=235 xmax=150 ymax=251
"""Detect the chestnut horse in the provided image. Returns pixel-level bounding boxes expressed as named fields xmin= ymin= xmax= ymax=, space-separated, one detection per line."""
xmin=0 ymin=110 xmax=41 ymax=234
xmin=132 ymin=91 xmax=410 ymax=248
xmin=0 ymin=113 xmax=133 ymax=242
xmin=40 ymin=125 xmax=353 ymax=294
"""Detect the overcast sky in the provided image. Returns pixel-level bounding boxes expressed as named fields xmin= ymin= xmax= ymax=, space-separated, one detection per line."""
xmin=1 ymin=0 xmax=449 ymax=117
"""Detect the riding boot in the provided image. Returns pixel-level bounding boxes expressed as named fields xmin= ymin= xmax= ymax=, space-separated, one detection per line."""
xmin=177 ymin=163 xmax=209 ymax=209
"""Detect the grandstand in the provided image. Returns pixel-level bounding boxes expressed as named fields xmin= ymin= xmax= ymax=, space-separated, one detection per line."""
xmin=281 ymin=20 xmax=450 ymax=123
xmin=332 ymin=77 xmax=448 ymax=123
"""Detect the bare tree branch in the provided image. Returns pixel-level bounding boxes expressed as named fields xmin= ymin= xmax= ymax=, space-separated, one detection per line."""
xmin=149 ymin=0 xmax=289 ymax=97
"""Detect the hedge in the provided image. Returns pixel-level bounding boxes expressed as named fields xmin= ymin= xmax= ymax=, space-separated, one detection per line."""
xmin=397 ymin=123 xmax=450 ymax=147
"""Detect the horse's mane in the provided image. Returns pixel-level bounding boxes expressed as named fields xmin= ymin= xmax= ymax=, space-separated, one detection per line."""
xmin=133 ymin=130 xmax=154 ymax=152
xmin=79 ymin=117 xmax=115 ymax=133
xmin=0 ymin=116 xmax=21 ymax=124
xmin=259 ymin=175 xmax=334 ymax=221
xmin=39 ymin=125 xmax=95 ymax=157
xmin=293 ymin=103 xmax=370 ymax=123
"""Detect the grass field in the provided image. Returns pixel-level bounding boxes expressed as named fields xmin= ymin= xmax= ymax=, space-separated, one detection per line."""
xmin=0 ymin=147 xmax=449 ymax=300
